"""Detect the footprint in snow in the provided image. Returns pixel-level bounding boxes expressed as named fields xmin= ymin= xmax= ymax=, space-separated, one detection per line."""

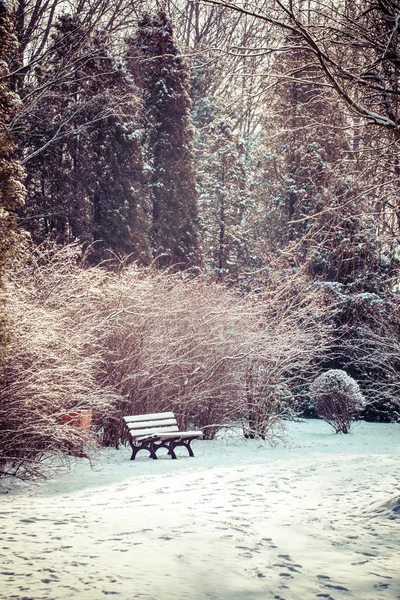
xmin=324 ymin=583 xmax=349 ymax=592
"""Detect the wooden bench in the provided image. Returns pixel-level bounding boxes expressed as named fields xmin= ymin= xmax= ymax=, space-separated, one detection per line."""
xmin=122 ymin=412 xmax=203 ymax=460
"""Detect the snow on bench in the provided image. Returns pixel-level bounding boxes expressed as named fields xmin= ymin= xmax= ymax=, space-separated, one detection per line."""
xmin=123 ymin=412 xmax=203 ymax=460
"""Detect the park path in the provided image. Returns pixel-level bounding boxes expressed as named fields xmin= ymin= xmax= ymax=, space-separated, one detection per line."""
xmin=1 ymin=420 xmax=399 ymax=600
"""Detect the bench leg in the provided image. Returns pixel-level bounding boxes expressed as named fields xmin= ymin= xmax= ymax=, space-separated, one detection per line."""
xmin=134 ymin=438 xmax=197 ymax=460
xmin=130 ymin=446 xmax=140 ymax=460
xmin=130 ymin=441 xmax=158 ymax=460
xmin=167 ymin=442 xmax=177 ymax=459
xmin=152 ymin=440 xmax=177 ymax=459
xmin=181 ymin=439 xmax=195 ymax=457
xmin=167 ymin=439 xmax=196 ymax=457
xmin=168 ymin=439 xmax=194 ymax=458
xmin=149 ymin=441 xmax=159 ymax=459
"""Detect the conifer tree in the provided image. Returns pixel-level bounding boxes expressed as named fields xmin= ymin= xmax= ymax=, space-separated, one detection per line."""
xmin=0 ymin=0 xmax=26 ymax=365
xmin=260 ymin=37 xmax=400 ymax=412
xmin=128 ymin=12 xmax=201 ymax=269
xmin=83 ymin=30 xmax=152 ymax=263
xmin=21 ymin=15 xmax=99 ymax=244
xmin=197 ymin=120 xmax=255 ymax=279
xmin=0 ymin=0 xmax=25 ymax=274
xmin=21 ymin=15 xmax=151 ymax=262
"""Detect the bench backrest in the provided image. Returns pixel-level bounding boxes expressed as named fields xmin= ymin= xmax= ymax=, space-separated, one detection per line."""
xmin=123 ymin=411 xmax=179 ymax=439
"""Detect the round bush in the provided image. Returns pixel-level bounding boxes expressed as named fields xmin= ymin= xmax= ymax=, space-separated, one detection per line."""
xmin=310 ymin=369 xmax=366 ymax=433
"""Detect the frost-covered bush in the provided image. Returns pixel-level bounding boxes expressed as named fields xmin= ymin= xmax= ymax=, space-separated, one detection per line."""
xmin=0 ymin=243 xmax=331 ymax=477
xmin=0 ymin=244 xmax=121 ymax=478
xmin=244 ymin=380 xmax=295 ymax=439
xmin=310 ymin=369 xmax=366 ymax=433
xmin=100 ymin=263 xmax=330 ymax=443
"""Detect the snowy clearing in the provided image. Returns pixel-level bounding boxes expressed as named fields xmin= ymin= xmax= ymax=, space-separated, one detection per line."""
xmin=0 ymin=419 xmax=399 ymax=600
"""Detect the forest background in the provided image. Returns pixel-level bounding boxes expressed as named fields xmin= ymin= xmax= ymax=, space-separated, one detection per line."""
xmin=0 ymin=0 xmax=399 ymax=477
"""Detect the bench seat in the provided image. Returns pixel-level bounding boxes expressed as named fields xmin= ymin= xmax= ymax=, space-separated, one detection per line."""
xmin=122 ymin=412 xmax=202 ymax=460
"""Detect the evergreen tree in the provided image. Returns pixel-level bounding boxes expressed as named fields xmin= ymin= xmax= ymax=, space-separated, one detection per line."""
xmin=21 ymin=15 xmax=151 ymax=262
xmin=22 ymin=15 xmax=91 ymax=244
xmin=0 ymin=0 xmax=25 ymax=275
xmin=0 ymin=0 xmax=26 ymax=365
xmin=83 ymin=30 xmax=151 ymax=263
xmin=197 ymin=120 xmax=255 ymax=279
xmin=259 ymin=37 xmax=400 ymax=412
xmin=128 ymin=12 xmax=201 ymax=269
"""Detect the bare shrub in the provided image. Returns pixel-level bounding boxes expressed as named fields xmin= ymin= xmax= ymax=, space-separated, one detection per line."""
xmin=96 ymin=268 xmax=258 ymax=442
xmin=0 ymin=244 xmax=121 ymax=478
xmin=0 ymin=243 xmax=332 ymax=477
xmin=310 ymin=369 xmax=366 ymax=433
xmin=98 ymin=265 xmax=331 ymax=443
xmin=238 ymin=269 xmax=331 ymax=439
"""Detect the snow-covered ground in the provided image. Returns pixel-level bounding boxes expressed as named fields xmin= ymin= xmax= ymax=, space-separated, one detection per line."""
xmin=0 ymin=419 xmax=399 ymax=600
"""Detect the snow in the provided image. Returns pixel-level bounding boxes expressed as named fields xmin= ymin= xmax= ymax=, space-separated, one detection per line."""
xmin=0 ymin=419 xmax=399 ymax=600
xmin=124 ymin=413 xmax=175 ymax=423
xmin=0 ymin=0 xmax=13 ymax=12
